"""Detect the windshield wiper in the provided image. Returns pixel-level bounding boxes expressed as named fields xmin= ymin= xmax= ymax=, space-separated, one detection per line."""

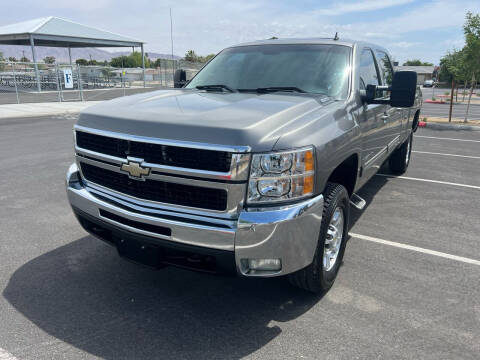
xmin=196 ymin=85 xmax=236 ymax=93
xmin=238 ymin=86 xmax=307 ymax=94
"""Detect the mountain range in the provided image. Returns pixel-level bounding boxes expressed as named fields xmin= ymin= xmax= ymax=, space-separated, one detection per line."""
xmin=0 ymin=45 xmax=181 ymax=63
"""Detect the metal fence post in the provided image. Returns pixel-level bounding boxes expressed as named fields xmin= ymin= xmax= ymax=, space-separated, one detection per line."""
xmin=164 ymin=60 xmax=167 ymax=87
xmin=122 ymin=68 xmax=126 ymax=97
xmin=56 ymin=64 xmax=64 ymax=102
xmin=12 ymin=62 xmax=20 ymax=104
xmin=77 ymin=64 xmax=84 ymax=101
xmin=54 ymin=63 xmax=61 ymax=102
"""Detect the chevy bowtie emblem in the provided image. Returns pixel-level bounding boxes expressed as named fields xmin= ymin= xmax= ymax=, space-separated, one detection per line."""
xmin=120 ymin=159 xmax=150 ymax=180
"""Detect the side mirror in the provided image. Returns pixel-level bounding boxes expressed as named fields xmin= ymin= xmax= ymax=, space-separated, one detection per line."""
xmin=390 ymin=71 xmax=417 ymax=107
xmin=174 ymin=69 xmax=187 ymax=88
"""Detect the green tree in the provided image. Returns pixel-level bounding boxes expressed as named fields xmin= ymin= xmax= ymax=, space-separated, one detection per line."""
xmin=76 ymin=58 xmax=88 ymax=65
xmin=402 ymin=59 xmax=434 ymax=66
xmin=201 ymin=54 xmax=216 ymax=62
xmin=8 ymin=56 xmax=17 ymax=62
xmin=20 ymin=56 xmax=30 ymax=63
xmin=184 ymin=50 xmax=215 ymax=63
xmin=110 ymin=52 xmax=149 ymax=68
xmin=43 ymin=56 xmax=55 ymax=64
xmin=439 ymin=50 xmax=464 ymax=121
xmin=184 ymin=50 xmax=198 ymax=62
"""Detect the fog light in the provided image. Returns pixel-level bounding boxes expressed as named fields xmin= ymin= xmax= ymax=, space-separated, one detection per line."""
xmin=66 ymin=163 xmax=82 ymax=189
xmin=247 ymin=258 xmax=282 ymax=271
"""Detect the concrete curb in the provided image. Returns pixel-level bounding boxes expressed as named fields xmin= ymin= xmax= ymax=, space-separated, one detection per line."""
xmin=419 ymin=121 xmax=480 ymax=131
xmin=0 ymin=101 xmax=103 ymax=119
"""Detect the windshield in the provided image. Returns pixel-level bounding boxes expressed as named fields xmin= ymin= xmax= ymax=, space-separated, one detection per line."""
xmin=186 ymin=44 xmax=351 ymax=99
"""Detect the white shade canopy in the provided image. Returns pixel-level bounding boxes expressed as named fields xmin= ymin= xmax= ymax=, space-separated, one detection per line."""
xmin=0 ymin=16 xmax=144 ymax=47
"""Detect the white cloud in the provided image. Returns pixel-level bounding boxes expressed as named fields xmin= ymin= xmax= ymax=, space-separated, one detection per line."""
xmin=315 ymin=0 xmax=415 ymax=16
xmin=389 ymin=41 xmax=421 ymax=48
xmin=2 ymin=0 xmax=479 ymax=65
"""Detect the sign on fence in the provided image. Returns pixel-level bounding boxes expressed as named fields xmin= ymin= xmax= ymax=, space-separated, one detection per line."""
xmin=63 ymin=68 xmax=73 ymax=89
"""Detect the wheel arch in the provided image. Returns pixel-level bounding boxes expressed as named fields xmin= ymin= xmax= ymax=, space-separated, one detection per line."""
xmin=323 ymin=153 xmax=359 ymax=197
xmin=412 ymin=109 xmax=420 ymax=132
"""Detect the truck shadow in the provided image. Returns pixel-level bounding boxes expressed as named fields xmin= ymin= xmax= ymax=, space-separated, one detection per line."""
xmin=3 ymin=236 xmax=321 ymax=359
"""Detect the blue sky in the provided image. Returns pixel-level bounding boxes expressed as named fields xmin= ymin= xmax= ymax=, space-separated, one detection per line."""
xmin=1 ymin=0 xmax=479 ymax=64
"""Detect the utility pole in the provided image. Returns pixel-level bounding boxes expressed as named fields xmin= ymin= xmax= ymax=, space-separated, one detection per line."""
xmin=170 ymin=7 xmax=175 ymax=83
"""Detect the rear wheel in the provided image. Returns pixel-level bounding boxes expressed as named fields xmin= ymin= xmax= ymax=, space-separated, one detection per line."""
xmin=288 ymin=182 xmax=349 ymax=294
xmin=389 ymin=133 xmax=412 ymax=174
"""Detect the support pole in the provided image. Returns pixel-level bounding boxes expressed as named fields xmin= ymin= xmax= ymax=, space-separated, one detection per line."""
xmin=12 ymin=62 xmax=20 ymax=104
xmin=54 ymin=63 xmax=61 ymax=102
xmin=141 ymin=43 xmax=145 ymax=88
xmin=68 ymin=46 xmax=72 ymax=65
xmin=78 ymin=64 xmax=84 ymax=101
xmin=30 ymin=35 xmax=41 ymax=92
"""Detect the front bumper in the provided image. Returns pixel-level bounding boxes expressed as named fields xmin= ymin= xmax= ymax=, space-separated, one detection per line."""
xmin=66 ymin=163 xmax=324 ymax=277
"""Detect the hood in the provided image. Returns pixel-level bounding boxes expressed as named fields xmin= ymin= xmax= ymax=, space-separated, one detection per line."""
xmin=78 ymin=89 xmax=334 ymax=152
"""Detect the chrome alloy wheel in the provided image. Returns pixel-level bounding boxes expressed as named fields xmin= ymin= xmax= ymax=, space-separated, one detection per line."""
xmin=323 ymin=207 xmax=344 ymax=271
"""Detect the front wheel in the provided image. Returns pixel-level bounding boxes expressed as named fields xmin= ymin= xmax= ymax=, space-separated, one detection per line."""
xmin=288 ymin=183 xmax=350 ymax=294
xmin=389 ymin=133 xmax=413 ymax=174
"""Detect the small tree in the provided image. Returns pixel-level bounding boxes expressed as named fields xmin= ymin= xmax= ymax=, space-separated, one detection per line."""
xmin=439 ymin=50 xmax=464 ymax=121
xmin=403 ymin=59 xmax=434 ymax=66
xmin=184 ymin=50 xmax=198 ymax=62
xmin=8 ymin=56 xmax=17 ymax=62
xmin=462 ymin=12 xmax=480 ymax=122
xmin=200 ymin=54 xmax=216 ymax=63
xmin=76 ymin=58 xmax=88 ymax=65
xmin=110 ymin=52 xmax=148 ymax=68
xmin=43 ymin=56 xmax=55 ymax=64
xmin=20 ymin=56 xmax=30 ymax=63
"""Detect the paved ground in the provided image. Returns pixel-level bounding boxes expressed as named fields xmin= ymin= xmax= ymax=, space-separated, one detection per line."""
xmin=0 ymin=116 xmax=479 ymax=359
xmin=0 ymin=102 xmax=101 ymax=119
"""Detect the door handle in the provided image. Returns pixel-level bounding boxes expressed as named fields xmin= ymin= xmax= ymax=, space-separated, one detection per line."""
xmin=381 ymin=114 xmax=389 ymax=123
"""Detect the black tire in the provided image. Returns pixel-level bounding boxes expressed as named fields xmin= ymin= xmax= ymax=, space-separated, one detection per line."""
xmin=288 ymin=182 xmax=350 ymax=294
xmin=389 ymin=133 xmax=413 ymax=174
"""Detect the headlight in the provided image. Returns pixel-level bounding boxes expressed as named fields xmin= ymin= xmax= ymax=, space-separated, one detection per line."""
xmin=247 ymin=147 xmax=315 ymax=204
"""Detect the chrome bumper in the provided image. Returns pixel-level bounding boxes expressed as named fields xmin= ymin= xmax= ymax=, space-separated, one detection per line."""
xmin=66 ymin=163 xmax=324 ymax=277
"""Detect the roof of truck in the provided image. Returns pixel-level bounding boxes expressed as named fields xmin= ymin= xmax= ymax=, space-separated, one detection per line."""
xmin=230 ymin=37 xmax=389 ymax=54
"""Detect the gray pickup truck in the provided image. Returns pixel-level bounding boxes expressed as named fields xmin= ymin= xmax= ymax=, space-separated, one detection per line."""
xmin=66 ymin=38 xmax=421 ymax=293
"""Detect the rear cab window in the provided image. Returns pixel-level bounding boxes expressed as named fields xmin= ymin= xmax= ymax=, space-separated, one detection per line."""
xmin=358 ymin=48 xmax=380 ymax=92
xmin=374 ymin=50 xmax=394 ymax=98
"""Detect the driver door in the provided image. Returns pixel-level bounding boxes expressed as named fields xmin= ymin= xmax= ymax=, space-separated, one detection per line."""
xmin=357 ymin=48 xmax=388 ymax=182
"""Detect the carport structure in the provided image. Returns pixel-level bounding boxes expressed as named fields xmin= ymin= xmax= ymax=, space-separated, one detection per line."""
xmin=0 ymin=16 xmax=145 ymax=92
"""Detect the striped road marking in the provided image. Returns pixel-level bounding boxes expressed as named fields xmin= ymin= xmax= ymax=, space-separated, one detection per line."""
xmin=412 ymin=150 xmax=480 ymax=160
xmin=350 ymin=233 xmax=480 ymax=266
xmin=0 ymin=348 xmax=18 ymax=360
xmin=415 ymin=135 xmax=480 ymax=143
xmin=376 ymin=173 xmax=480 ymax=190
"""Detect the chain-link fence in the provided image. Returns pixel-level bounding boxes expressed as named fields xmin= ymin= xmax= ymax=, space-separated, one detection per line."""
xmin=0 ymin=60 xmax=206 ymax=105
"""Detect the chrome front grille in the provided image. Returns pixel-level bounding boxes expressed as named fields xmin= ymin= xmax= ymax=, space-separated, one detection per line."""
xmin=76 ymin=130 xmax=233 ymax=173
xmin=80 ymin=163 xmax=228 ymax=211
xmin=74 ymin=126 xmax=250 ymax=217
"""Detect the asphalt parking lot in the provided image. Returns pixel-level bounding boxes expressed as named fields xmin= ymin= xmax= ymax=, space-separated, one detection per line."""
xmin=0 ymin=115 xmax=479 ymax=359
